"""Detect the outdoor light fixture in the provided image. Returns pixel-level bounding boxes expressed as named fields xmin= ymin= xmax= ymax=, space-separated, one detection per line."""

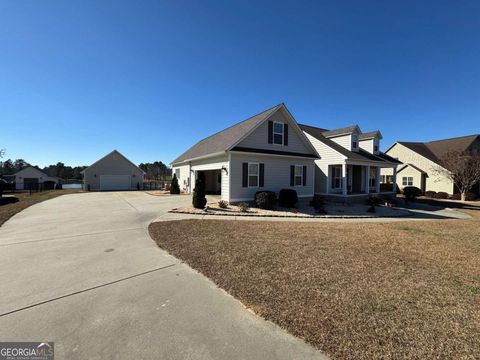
xmin=221 ymin=166 xmax=228 ymax=174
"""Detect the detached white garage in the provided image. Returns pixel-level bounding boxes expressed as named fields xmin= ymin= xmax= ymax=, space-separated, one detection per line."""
xmin=82 ymin=150 xmax=145 ymax=191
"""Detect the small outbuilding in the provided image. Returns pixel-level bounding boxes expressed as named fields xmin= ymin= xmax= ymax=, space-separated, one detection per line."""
xmin=13 ymin=167 xmax=60 ymax=190
xmin=82 ymin=150 xmax=145 ymax=191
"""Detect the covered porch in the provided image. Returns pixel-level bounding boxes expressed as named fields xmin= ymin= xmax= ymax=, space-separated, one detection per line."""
xmin=326 ymin=162 xmax=398 ymax=197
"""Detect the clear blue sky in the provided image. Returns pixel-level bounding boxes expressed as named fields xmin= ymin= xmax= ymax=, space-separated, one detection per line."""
xmin=1 ymin=0 xmax=479 ymax=167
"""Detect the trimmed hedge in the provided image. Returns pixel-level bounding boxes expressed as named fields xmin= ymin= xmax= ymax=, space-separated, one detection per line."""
xmin=403 ymin=186 xmax=422 ymax=201
xmin=279 ymin=189 xmax=298 ymax=208
xmin=255 ymin=191 xmax=277 ymax=210
xmin=434 ymin=192 xmax=449 ymax=199
xmin=424 ymin=191 xmax=437 ymax=198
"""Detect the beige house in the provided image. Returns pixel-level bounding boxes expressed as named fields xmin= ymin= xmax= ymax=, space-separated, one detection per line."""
xmin=13 ymin=167 xmax=60 ymax=190
xmin=82 ymin=150 xmax=145 ymax=191
xmin=383 ymin=134 xmax=480 ymax=195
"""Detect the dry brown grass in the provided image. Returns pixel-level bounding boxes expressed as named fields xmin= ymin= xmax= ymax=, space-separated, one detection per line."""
xmin=150 ymin=203 xmax=480 ymax=360
xmin=0 ymin=189 xmax=83 ymax=226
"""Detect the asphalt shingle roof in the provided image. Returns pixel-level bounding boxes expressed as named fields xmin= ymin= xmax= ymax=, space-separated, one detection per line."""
xmin=397 ymin=134 xmax=480 ymax=164
xmin=171 ymin=104 xmax=282 ymax=165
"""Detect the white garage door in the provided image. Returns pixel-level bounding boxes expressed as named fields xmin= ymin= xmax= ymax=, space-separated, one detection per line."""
xmin=100 ymin=175 xmax=131 ymax=191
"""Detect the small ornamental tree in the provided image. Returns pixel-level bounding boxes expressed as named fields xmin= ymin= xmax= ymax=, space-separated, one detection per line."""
xmin=433 ymin=150 xmax=480 ymax=201
xmin=170 ymin=173 xmax=180 ymax=194
xmin=192 ymin=172 xmax=207 ymax=209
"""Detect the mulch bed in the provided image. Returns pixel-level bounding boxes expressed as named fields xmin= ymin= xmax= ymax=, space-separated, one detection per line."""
xmin=149 ymin=203 xmax=480 ymax=359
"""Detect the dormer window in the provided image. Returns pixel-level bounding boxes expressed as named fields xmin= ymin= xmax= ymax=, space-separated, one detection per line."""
xmin=352 ymin=134 xmax=359 ymax=150
xmin=373 ymin=138 xmax=379 ymax=153
xmin=273 ymin=122 xmax=284 ymax=145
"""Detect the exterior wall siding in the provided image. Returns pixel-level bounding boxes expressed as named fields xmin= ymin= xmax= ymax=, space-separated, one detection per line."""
xmin=383 ymin=143 xmax=454 ymax=193
xmin=84 ymin=152 xmax=144 ymax=191
xmin=359 ymin=139 xmax=374 ymax=153
xmin=14 ymin=168 xmax=58 ymax=190
xmin=304 ymin=133 xmax=346 ymax=194
xmin=173 ymin=155 xmax=230 ymax=201
xmin=229 ymin=152 xmax=315 ymax=202
xmin=236 ymin=110 xmax=311 ymax=154
xmin=330 ymin=134 xmax=352 ymax=151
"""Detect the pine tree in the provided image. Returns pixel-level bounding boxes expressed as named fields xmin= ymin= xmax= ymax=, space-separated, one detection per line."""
xmin=192 ymin=172 xmax=207 ymax=208
xmin=170 ymin=173 xmax=180 ymax=194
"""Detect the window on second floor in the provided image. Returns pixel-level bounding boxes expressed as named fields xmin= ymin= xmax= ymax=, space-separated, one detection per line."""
xmin=273 ymin=122 xmax=284 ymax=145
xmin=352 ymin=134 xmax=359 ymax=150
xmin=373 ymin=138 xmax=379 ymax=153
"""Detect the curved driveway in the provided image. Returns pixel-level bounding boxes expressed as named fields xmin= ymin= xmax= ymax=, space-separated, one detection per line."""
xmin=0 ymin=192 xmax=327 ymax=360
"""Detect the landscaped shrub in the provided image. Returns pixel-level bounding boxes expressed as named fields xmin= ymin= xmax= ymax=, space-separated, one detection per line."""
xmin=0 ymin=196 xmax=19 ymax=205
xmin=424 ymin=191 xmax=437 ymax=198
xmin=278 ymin=189 xmax=298 ymax=208
xmin=218 ymin=200 xmax=228 ymax=209
xmin=434 ymin=191 xmax=449 ymax=199
xmin=255 ymin=191 xmax=277 ymax=210
xmin=309 ymin=195 xmax=324 ymax=209
xmin=367 ymin=196 xmax=384 ymax=206
xmin=402 ymin=186 xmax=422 ymax=201
xmin=451 ymin=192 xmax=477 ymax=201
xmin=192 ymin=172 xmax=207 ymax=209
xmin=238 ymin=202 xmax=249 ymax=212
xmin=170 ymin=174 xmax=180 ymax=194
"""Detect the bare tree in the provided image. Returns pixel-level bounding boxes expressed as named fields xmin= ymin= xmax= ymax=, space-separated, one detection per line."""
xmin=0 ymin=149 xmax=5 ymax=158
xmin=433 ymin=150 xmax=480 ymax=201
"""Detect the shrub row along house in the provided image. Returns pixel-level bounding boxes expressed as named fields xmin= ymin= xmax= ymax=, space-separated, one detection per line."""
xmin=171 ymin=103 xmax=401 ymax=203
xmin=382 ymin=135 xmax=480 ymax=196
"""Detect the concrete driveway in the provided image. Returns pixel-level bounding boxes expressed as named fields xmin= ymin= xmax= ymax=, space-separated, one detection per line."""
xmin=0 ymin=192 xmax=327 ymax=360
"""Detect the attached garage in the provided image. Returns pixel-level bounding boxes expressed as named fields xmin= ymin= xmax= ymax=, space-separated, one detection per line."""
xmin=82 ymin=150 xmax=145 ymax=191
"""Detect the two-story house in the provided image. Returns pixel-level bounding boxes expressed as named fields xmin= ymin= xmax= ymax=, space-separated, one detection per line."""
xmin=299 ymin=124 xmax=401 ymax=201
xmin=171 ymin=104 xmax=400 ymax=203
xmin=171 ymin=104 xmax=319 ymax=203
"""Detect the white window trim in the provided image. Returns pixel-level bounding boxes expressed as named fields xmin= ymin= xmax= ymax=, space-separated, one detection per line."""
xmin=248 ymin=162 xmax=259 ymax=188
xmin=273 ymin=121 xmax=284 ymax=146
xmin=402 ymin=176 xmax=413 ymax=186
xmin=352 ymin=134 xmax=359 ymax=150
xmin=294 ymin=165 xmax=303 ymax=187
xmin=332 ymin=165 xmax=342 ymax=189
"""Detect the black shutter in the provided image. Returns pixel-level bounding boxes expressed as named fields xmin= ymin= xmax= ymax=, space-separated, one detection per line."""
xmin=242 ymin=163 xmax=248 ymax=187
xmin=303 ymin=165 xmax=307 ymax=186
xmin=259 ymin=163 xmax=264 ymax=187
xmin=268 ymin=121 xmax=273 ymax=144
xmin=284 ymin=123 xmax=288 ymax=146
xmin=290 ymin=165 xmax=295 ymax=186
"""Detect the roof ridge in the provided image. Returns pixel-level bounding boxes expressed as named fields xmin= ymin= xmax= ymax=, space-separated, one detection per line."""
xmin=425 ymin=134 xmax=480 ymax=144
xmin=193 ymin=104 xmax=282 ymax=146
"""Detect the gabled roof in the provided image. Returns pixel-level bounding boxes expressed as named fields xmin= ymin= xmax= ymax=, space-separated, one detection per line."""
xmin=391 ymin=134 xmax=480 ymax=165
xmin=171 ymin=104 xmax=281 ymax=165
xmin=397 ymin=163 xmax=426 ymax=174
xmin=82 ymin=150 xmax=145 ymax=174
xmin=359 ymin=130 xmax=383 ymax=140
xmin=299 ymin=124 xmax=401 ymax=165
xmin=13 ymin=166 xmax=57 ymax=179
xmin=171 ymin=104 xmax=319 ymax=165
xmin=322 ymin=125 xmax=360 ymax=138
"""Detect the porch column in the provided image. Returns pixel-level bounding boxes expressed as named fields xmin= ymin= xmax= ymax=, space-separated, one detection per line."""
xmin=326 ymin=166 xmax=330 ymax=194
xmin=365 ymin=165 xmax=370 ymax=194
xmin=342 ymin=163 xmax=347 ymax=196
xmin=392 ymin=167 xmax=397 ymax=193
xmin=375 ymin=167 xmax=381 ymax=193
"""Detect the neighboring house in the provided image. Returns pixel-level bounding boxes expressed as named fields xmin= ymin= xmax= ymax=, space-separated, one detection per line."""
xmin=171 ymin=104 xmax=319 ymax=203
xmin=13 ymin=167 xmax=60 ymax=190
xmin=82 ymin=150 xmax=145 ymax=191
xmin=299 ymin=124 xmax=401 ymax=200
xmin=383 ymin=134 xmax=480 ymax=195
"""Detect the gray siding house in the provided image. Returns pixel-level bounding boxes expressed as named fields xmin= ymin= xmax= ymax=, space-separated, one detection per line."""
xmin=171 ymin=104 xmax=319 ymax=203
xmin=83 ymin=150 xmax=145 ymax=191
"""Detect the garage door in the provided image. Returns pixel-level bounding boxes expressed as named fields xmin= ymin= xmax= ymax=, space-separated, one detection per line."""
xmin=100 ymin=175 xmax=131 ymax=191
